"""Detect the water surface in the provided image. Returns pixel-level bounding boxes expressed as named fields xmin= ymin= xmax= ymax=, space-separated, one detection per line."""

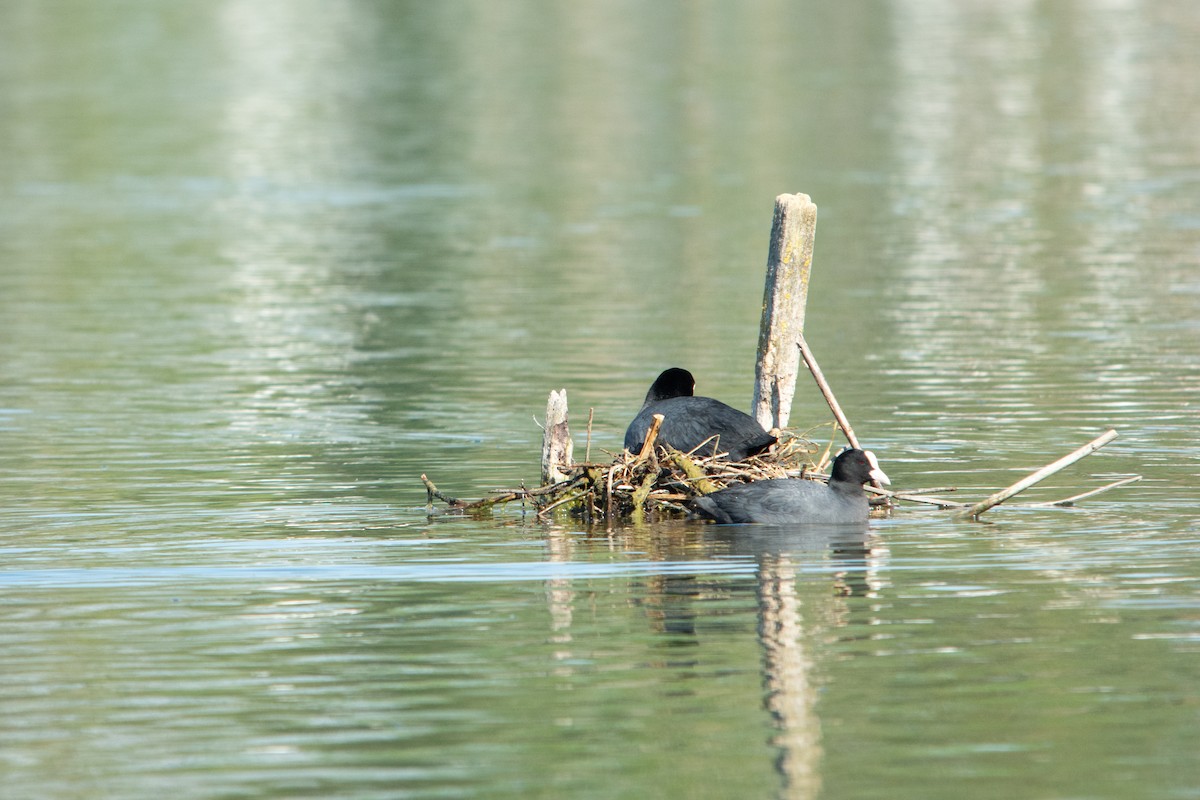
xmin=2 ymin=2 xmax=1198 ymax=798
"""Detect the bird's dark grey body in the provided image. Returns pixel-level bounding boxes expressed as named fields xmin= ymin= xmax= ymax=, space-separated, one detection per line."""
xmin=624 ymin=368 xmax=775 ymax=461
xmin=624 ymin=396 xmax=776 ymax=461
xmin=689 ymin=448 xmax=890 ymax=524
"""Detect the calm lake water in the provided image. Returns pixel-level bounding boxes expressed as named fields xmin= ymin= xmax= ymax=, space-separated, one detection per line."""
xmin=2 ymin=2 xmax=1198 ymax=798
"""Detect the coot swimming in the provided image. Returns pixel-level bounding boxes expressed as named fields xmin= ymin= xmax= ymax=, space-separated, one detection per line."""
xmin=624 ymin=368 xmax=776 ymax=461
xmin=688 ymin=448 xmax=890 ymax=524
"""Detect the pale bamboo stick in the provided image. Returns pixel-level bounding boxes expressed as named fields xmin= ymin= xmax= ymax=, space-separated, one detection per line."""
xmin=957 ymin=430 xmax=1119 ymax=519
xmin=796 ymin=331 xmax=861 ymax=450
xmin=1029 ymin=475 xmax=1142 ymax=507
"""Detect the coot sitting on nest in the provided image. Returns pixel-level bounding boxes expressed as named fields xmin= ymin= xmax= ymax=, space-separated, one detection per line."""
xmin=688 ymin=448 xmax=890 ymax=524
xmin=624 ymin=368 xmax=776 ymax=461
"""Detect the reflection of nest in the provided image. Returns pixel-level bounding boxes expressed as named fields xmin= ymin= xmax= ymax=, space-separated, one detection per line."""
xmin=422 ymin=430 xmax=825 ymax=523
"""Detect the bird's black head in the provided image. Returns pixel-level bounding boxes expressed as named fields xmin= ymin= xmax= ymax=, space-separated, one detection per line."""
xmin=830 ymin=448 xmax=890 ymax=486
xmin=644 ymin=367 xmax=696 ymax=405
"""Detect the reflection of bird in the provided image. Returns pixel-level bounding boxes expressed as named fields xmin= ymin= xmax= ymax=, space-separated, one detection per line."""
xmin=623 ymin=368 xmax=776 ymax=461
xmin=689 ymin=448 xmax=890 ymax=524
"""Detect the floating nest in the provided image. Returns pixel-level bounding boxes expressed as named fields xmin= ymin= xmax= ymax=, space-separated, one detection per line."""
xmin=421 ymin=430 xmax=832 ymax=523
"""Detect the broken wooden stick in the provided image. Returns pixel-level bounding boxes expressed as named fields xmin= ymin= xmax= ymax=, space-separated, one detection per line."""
xmin=797 ymin=331 xmax=861 ymax=451
xmin=537 ymin=488 xmax=587 ymax=518
xmin=753 ymin=193 xmax=817 ymax=432
xmin=585 ymin=407 xmax=594 ymax=463
xmin=795 ymin=331 xmax=889 ymax=493
xmin=636 ymin=413 xmax=665 ymax=460
xmin=540 ymin=389 xmax=573 ymax=486
xmin=1029 ymin=475 xmax=1142 ymax=507
xmin=957 ymin=429 xmax=1120 ymax=520
xmin=421 ymin=473 xmax=465 ymax=509
xmin=866 ymin=484 xmax=964 ymax=509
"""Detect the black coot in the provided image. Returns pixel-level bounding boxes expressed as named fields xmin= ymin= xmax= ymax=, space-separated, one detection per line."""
xmin=688 ymin=448 xmax=890 ymax=524
xmin=624 ymin=368 xmax=776 ymax=461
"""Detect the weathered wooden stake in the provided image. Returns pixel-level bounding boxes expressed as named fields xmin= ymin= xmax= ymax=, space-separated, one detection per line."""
xmin=540 ymin=389 xmax=573 ymax=486
xmin=753 ymin=193 xmax=818 ymax=432
xmin=957 ymin=429 xmax=1119 ymax=519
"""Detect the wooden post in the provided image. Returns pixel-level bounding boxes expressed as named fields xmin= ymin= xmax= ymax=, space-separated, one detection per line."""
xmin=753 ymin=193 xmax=818 ymax=432
xmin=540 ymin=389 xmax=573 ymax=486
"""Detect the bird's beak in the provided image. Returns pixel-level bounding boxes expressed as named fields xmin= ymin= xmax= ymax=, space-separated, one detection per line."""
xmin=865 ymin=450 xmax=891 ymax=485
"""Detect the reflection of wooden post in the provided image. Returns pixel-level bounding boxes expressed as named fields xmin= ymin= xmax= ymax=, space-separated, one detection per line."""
xmin=540 ymin=389 xmax=573 ymax=486
xmin=759 ymin=556 xmax=823 ymax=799
xmin=754 ymin=194 xmax=818 ymax=432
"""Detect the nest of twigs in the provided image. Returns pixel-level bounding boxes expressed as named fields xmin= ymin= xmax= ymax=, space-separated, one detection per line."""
xmin=421 ymin=430 xmax=833 ymax=523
